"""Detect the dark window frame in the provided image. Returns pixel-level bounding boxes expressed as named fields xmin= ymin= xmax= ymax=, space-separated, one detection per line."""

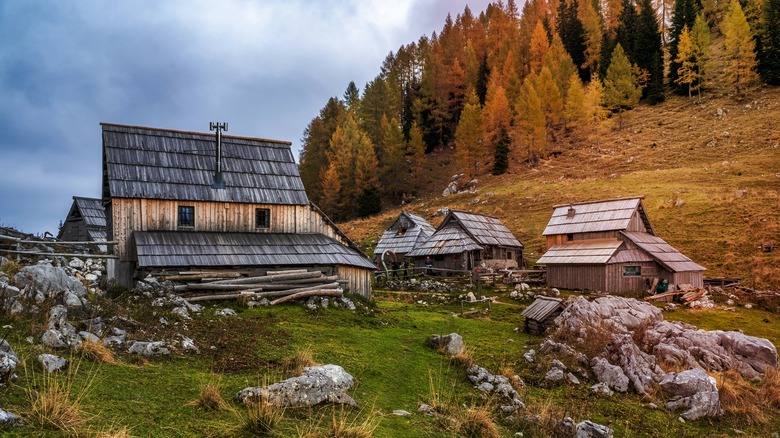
xmin=255 ymin=208 xmax=271 ymax=229
xmin=178 ymin=206 xmax=195 ymax=228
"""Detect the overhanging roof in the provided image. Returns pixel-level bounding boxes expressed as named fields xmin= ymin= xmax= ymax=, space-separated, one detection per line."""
xmin=134 ymin=231 xmax=375 ymax=269
xmin=406 ymin=223 xmax=483 ymax=257
xmin=373 ymin=211 xmax=436 ymax=256
xmin=621 ymin=231 xmax=705 ymax=272
xmin=102 ymin=123 xmax=308 ymax=205
xmin=542 ymin=197 xmax=652 ymax=236
xmin=442 ymin=210 xmax=523 ymax=248
xmin=536 ymin=239 xmax=623 ymax=265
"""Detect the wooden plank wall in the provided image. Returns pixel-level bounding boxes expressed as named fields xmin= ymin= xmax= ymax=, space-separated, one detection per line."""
xmin=671 ymin=271 xmax=703 ymax=288
xmin=111 ymin=199 xmax=350 ymax=261
xmin=336 ymin=266 xmax=372 ymax=299
xmin=547 ymin=265 xmax=606 ymax=291
xmin=605 ymin=262 xmax=656 ymax=293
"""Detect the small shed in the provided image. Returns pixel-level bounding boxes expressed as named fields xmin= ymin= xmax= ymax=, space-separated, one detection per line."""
xmin=520 ymin=296 xmax=566 ymax=335
xmin=57 ymin=196 xmax=108 ymax=252
xmin=373 ymin=211 xmax=435 ymax=262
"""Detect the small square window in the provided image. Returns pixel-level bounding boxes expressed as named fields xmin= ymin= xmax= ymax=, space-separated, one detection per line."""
xmin=567 ymin=234 xmax=574 ymax=241
xmin=255 ymin=208 xmax=270 ymax=229
xmin=178 ymin=206 xmax=195 ymax=228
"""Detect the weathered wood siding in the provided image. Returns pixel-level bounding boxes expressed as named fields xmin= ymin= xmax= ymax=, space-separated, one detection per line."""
xmin=59 ymin=220 xmax=88 ymax=242
xmin=109 ymin=199 xmax=349 ymax=261
xmin=627 ymin=211 xmax=648 ymax=232
xmin=546 ymin=265 xmax=606 ymax=291
xmin=671 ymin=271 xmax=703 ymax=288
xmin=336 ymin=266 xmax=372 ymax=299
xmin=604 ymin=262 xmax=656 ymax=293
xmin=546 ymin=231 xmax=620 ymax=249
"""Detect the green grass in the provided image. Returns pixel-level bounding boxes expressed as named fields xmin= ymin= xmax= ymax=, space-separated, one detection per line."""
xmin=1 ymin=294 xmax=778 ymax=437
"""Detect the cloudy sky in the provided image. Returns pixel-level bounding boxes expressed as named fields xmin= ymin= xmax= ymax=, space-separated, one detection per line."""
xmin=0 ymin=0 xmax=493 ymax=235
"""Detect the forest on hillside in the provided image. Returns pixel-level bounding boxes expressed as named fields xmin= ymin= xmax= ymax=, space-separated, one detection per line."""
xmin=298 ymin=0 xmax=780 ymax=222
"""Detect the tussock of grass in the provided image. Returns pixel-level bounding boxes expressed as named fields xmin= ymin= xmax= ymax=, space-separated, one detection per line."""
xmin=96 ymin=426 xmax=136 ymax=438
xmin=328 ymin=406 xmax=379 ymax=438
xmin=712 ymin=368 xmax=780 ymax=425
xmin=79 ymin=340 xmax=118 ymax=365
xmin=240 ymin=395 xmax=284 ymax=435
xmin=25 ymin=360 xmax=94 ymax=433
xmin=454 ymin=405 xmax=500 ymax=438
xmin=426 ymin=367 xmax=457 ymax=417
xmin=522 ymin=396 xmax=568 ymax=436
xmin=186 ymin=375 xmax=229 ymax=412
xmin=282 ymin=346 xmax=318 ymax=376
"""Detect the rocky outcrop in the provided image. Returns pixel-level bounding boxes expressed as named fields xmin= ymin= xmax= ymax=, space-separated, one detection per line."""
xmin=40 ymin=305 xmax=82 ymax=349
xmin=13 ymin=262 xmax=88 ymax=311
xmin=234 ymin=364 xmax=356 ymax=407
xmin=659 ymin=368 xmax=722 ymax=420
xmin=467 ymin=365 xmax=525 ymax=412
xmin=590 ymin=357 xmax=629 ymax=393
xmin=0 ymin=340 xmax=19 ymax=386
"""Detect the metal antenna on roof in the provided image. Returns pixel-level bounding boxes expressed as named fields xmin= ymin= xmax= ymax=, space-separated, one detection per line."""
xmin=209 ymin=122 xmax=228 ymax=189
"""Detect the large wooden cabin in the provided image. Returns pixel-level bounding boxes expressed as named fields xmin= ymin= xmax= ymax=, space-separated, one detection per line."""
xmin=101 ymin=123 xmax=374 ymax=298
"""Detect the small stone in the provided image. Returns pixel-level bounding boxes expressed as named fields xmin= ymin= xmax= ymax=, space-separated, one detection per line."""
xmin=567 ymin=372 xmax=580 ymax=385
xmin=38 ymin=354 xmax=68 ymax=373
xmin=392 ymin=410 xmax=412 ymax=417
xmin=545 ymin=368 xmax=564 ymax=382
xmin=523 ymin=349 xmax=535 ymax=363
xmin=215 ymin=308 xmax=237 ymax=317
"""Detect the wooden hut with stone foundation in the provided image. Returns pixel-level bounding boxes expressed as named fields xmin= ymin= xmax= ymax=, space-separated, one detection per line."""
xmin=536 ymin=197 xmax=705 ymax=293
xmin=406 ymin=210 xmax=523 ymax=273
xmin=101 ymin=123 xmax=374 ymax=298
xmin=57 ymin=196 xmax=108 ymax=252
xmin=373 ymin=210 xmax=435 ymax=263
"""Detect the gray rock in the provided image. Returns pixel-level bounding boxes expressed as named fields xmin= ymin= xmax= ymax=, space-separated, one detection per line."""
xmin=180 ymin=335 xmax=199 ymax=353
xmin=560 ymin=417 xmax=576 ymax=436
xmin=607 ymin=333 xmax=666 ymax=394
xmin=171 ymin=306 xmax=191 ymax=319
xmin=659 ymin=368 xmax=722 ymax=419
xmin=78 ymin=331 xmax=100 ymax=343
xmin=523 ymin=349 xmax=536 ymax=363
xmin=38 ymin=354 xmax=68 ymax=373
xmin=427 ymin=333 xmax=464 ymax=357
xmin=590 ymin=382 xmax=614 ymax=396
xmin=40 ymin=305 xmax=81 ymax=349
xmin=0 ymin=407 xmax=23 ymax=427
xmin=234 ymin=364 xmax=356 ymax=407
xmin=0 ymin=340 xmax=19 ymax=386
xmin=591 ymin=357 xmax=629 ymax=393
xmin=477 ymin=382 xmax=495 ymax=392
xmin=567 ymin=372 xmax=581 ymax=385
xmin=545 ymin=368 xmax=564 ymax=382
xmin=127 ymin=341 xmax=170 ymax=356
xmin=81 ymin=316 xmax=105 ymax=335
xmin=551 ymin=359 xmax=566 ymax=370
xmin=13 ymin=262 xmax=88 ymax=308
xmin=576 ymin=420 xmax=614 ymax=438
xmin=392 ymin=410 xmax=412 ymax=417
xmin=215 ymin=308 xmax=237 ymax=317
xmin=68 ymin=258 xmax=85 ymax=269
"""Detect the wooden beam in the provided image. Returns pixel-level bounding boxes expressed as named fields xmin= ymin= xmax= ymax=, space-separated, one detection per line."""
xmin=0 ymin=249 xmax=118 ymax=259
xmin=269 ymin=289 xmax=343 ymax=305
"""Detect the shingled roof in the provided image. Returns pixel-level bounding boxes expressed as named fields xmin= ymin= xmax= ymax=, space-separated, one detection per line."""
xmin=621 ymin=231 xmax=705 ymax=272
xmin=134 ymin=231 xmax=376 ymax=269
xmin=373 ymin=211 xmax=436 ymax=257
xmin=72 ymin=197 xmax=106 ymax=228
xmin=542 ymin=197 xmax=654 ymax=236
xmin=406 ymin=210 xmax=522 ymax=257
xmin=102 ymin=123 xmax=308 ymax=205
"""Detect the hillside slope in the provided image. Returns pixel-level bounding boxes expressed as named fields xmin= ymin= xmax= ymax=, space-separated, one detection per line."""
xmin=342 ymin=83 xmax=780 ymax=289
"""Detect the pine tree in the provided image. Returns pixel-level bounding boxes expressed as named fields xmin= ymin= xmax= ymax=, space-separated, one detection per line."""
xmin=758 ymin=0 xmax=780 ymax=84
xmin=669 ymin=0 xmax=698 ymax=89
xmin=544 ymin=34 xmax=578 ymax=99
xmin=579 ymin=0 xmax=604 ymax=77
xmin=530 ymin=21 xmax=551 ymax=73
xmin=556 ymin=0 xmax=588 ymax=81
xmin=636 ymin=0 xmax=665 ymax=103
xmin=598 ymin=28 xmax=617 ymax=80
xmin=378 ymin=116 xmax=409 ymax=201
xmin=515 ymin=76 xmax=547 ymax=166
xmin=343 ymin=81 xmax=360 ymax=109
xmin=675 ymin=26 xmax=698 ymax=99
xmin=564 ymin=72 xmax=587 ymax=133
xmin=604 ymin=44 xmax=641 ymax=129
xmin=407 ymin=122 xmax=427 ymax=189
xmin=615 ymin=0 xmax=638 ymax=61
xmin=492 ymin=126 xmax=511 ymax=175
xmin=455 ymin=90 xmax=484 ymax=178
xmin=721 ymin=0 xmax=758 ymax=95
xmin=298 ymin=98 xmax=344 ymax=205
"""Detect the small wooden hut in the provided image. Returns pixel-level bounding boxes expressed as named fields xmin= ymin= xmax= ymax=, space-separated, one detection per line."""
xmin=373 ymin=211 xmax=435 ymax=262
xmin=57 ymin=196 xmax=108 ymax=252
xmin=536 ymin=197 xmax=705 ymax=293
xmin=406 ymin=210 xmax=523 ymax=273
xmin=520 ymin=296 xmax=566 ymax=335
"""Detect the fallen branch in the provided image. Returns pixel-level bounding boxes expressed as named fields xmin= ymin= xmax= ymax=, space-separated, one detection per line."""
xmin=270 ymin=289 xmax=344 ymax=305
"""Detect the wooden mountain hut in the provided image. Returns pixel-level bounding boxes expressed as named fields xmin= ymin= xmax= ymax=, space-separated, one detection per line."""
xmin=373 ymin=211 xmax=435 ymax=262
xmin=536 ymin=197 xmax=705 ymax=293
xmin=406 ymin=210 xmax=524 ymax=273
xmin=101 ymin=123 xmax=375 ymax=298
xmin=520 ymin=296 xmax=566 ymax=335
xmin=57 ymin=196 xmax=108 ymax=252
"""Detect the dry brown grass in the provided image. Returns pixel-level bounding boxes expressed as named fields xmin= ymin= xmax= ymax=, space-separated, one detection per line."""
xmin=426 ymin=367 xmax=457 ymax=417
xmin=25 ymin=360 xmax=94 ymax=433
xmin=79 ymin=340 xmax=118 ymax=365
xmin=328 ymin=406 xmax=379 ymax=438
xmin=186 ymin=375 xmax=230 ymax=412
xmin=498 ymin=364 xmax=525 ymax=393
xmin=240 ymin=395 xmax=285 ymax=436
xmin=453 ymin=405 xmax=500 ymax=438
xmin=522 ymin=396 xmax=568 ymax=436
xmin=713 ymin=367 xmax=780 ymax=425
xmin=282 ymin=346 xmax=318 ymax=376
xmin=95 ymin=426 xmax=136 ymax=438
xmin=449 ymin=349 xmax=475 ymax=369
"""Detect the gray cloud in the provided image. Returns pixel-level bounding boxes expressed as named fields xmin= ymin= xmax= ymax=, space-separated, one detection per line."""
xmin=0 ymin=0 xmax=493 ymax=234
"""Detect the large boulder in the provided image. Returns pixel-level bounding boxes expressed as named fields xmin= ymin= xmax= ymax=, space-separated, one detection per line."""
xmin=0 ymin=340 xmax=19 ymax=386
xmin=13 ymin=262 xmax=88 ymax=310
xmin=234 ymin=364 xmax=356 ymax=407
xmin=427 ymin=333 xmax=464 ymax=357
xmin=590 ymin=357 xmax=629 ymax=393
xmin=554 ymin=296 xmax=663 ymax=336
xmin=659 ymin=368 xmax=722 ymax=420
xmin=606 ymin=334 xmax=667 ymax=394
xmin=576 ymin=420 xmax=614 ymax=438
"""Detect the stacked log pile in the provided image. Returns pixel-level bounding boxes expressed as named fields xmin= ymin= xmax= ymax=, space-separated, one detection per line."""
xmin=644 ymin=288 xmax=707 ymax=304
xmin=167 ymin=269 xmax=345 ymax=304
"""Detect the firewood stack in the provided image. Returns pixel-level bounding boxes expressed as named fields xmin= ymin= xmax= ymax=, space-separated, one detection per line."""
xmin=167 ymin=269 xmax=345 ymax=305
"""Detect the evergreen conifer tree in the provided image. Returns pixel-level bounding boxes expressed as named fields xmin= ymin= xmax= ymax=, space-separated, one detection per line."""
xmin=636 ymin=0 xmax=665 ymax=103
xmin=556 ymin=0 xmax=588 ymax=81
xmin=615 ymin=0 xmax=638 ymax=61
xmin=669 ymin=0 xmax=698 ymax=90
xmin=492 ymin=126 xmax=510 ymax=175
xmin=604 ymin=44 xmax=641 ymax=129
xmin=758 ymin=0 xmax=780 ymax=84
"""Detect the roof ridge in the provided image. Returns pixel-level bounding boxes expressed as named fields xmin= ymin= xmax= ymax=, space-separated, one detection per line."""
xmin=551 ymin=196 xmax=644 ymax=209
xmin=100 ymin=122 xmax=292 ymax=146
